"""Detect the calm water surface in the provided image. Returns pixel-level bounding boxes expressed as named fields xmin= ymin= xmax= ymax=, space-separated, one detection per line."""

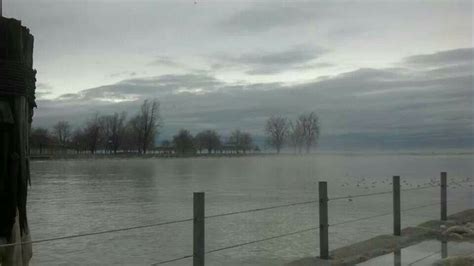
xmin=28 ymin=154 xmax=474 ymax=265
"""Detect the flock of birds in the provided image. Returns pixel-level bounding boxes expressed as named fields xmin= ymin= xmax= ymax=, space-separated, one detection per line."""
xmin=335 ymin=176 xmax=473 ymax=203
xmin=339 ymin=176 xmax=473 ymax=191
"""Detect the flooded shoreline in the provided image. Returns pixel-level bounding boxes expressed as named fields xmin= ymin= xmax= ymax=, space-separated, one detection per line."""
xmin=28 ymin=154 xmax=473 ymax=265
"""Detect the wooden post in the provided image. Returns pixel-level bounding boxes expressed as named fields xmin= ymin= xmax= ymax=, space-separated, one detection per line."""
xmin=441 ymin=172 xmax=447 ymax=221
xmin=319 ymin=181 xmax=329 ymax=260
xmin=193 ymin=192 xmax=205 ymax=266
xmin=393 ymin=176 xmax=401 ymax=236
xmin=0 ymin=17 xmax=35 ymax=264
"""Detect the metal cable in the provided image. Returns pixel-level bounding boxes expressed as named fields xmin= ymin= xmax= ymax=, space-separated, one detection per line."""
xmin=205 ymin=199 xmax=318 ymax=219
xmin=0 ymin=217 xmax=193 ymax=248
xmin=2 ymin=197 xmax=438 ymax=248
xmin=150 ymin=226 xmax=320 ymax=265
xmin=329 ymin=184 xmax=438 ymax=202
xmin=206 ymin=226 xmax=320 ymax=254
xmin=401 ymin=184 xmax=439 ymax=192
xmin=329 ymin=190 xmax=393 ymax=201
xmin=151 ymin=254 xmax=193 ymax=265
xmin=153 ymin=196 xmax=472 ymax=264
xmin=3 ymin=180 xmax=472 ymax=252
xmin=0 ymin=200 xmax=321 ymax=249
xmin=329 ymin=201 xmax=441 ymax=227
xmin=329 ymin=211 xmax=393 ymax=227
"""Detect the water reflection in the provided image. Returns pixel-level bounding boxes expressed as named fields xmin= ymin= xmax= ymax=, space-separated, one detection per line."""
xmin=441 ymin=240 xmax=447 ymax=259
xmin=394 ymin=248 xmax=401 ymax=266
xmin=364 ymin=240 xmax=474 ymax=266
xmin=393 ymin=239 xmax=448 ymax=266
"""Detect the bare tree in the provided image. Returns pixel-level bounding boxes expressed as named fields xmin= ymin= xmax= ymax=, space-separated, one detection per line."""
xmin=241 ymin=132 xmax=253 ymax=154
xmin=100 ymin=112 xmax=127 ymax=154
xmin=122 ymin=123 xmax=138 ymax=153
xmin=30 ymin=127 xmax=51 ymax=154
xmin=83 ymin=114 xmax=102 ymax=154
xmin=195 ymin=130 xmax=221 ymax=154
xmin=130 ymin=99 xmax=162 ymax=154
xmin=173 ymin=129 xmax=195 ymax=154
xmin=229 ymin=130 xmax=253 ymax=154
xmin=71 ymin=128 xmax=86 ymax=154
xmin=53 ymin=121 xmax=71 ymax=151
xmin=296 ymin=112 xmax=320 ymax=153
xmin=289 ymin=121 xmax=305 ymax=154
xmin=265 ymin=115 xmax=289 ymax=154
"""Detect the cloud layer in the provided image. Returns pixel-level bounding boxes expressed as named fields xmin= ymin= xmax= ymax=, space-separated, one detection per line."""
xmin=34 ymin=48 xmax=474 ymax=150
xmin=212 ymin=46 xmax=329 ymax=75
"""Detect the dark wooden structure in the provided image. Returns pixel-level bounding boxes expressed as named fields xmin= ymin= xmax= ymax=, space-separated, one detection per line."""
xmin=0 ymin=14 xmax=36 ymax=265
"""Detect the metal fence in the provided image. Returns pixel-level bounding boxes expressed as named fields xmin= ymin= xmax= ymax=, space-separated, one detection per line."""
xmin=0 ymin=171 xmax=472 ymax=266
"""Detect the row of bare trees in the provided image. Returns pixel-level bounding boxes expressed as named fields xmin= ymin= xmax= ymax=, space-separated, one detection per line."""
xmin=168 ymin=129 xmax=256 ymax=155
xmin=31 ymin=102 xmax=317 ymax=156
xmin=30 ymin=97 xmax=258 ymax=155
xmin=30 ymin=99 xmax=162 ymax=155
xmin=265 ymin=112 xmax=320 ymax=154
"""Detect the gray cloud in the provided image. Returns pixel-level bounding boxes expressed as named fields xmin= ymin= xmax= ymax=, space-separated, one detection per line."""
xmin=149 ymin=56 xmax=185 ymax=68
xmin=33 ymin=47 xmax=474 ymax=150
xmin=213 ymin=46 xmax=329 ymax=75
xmin=109 ymin=71 xmax=138 ymax=78
xmin=35 ymin=83 xmax=53 ymax=100
xmin=217 ymin=3 xmax=321 ymax=33
xmin=404 ymin=48 xmax=473 ymax=67
xmin=56 ymin=74 xmax=224 ymax=102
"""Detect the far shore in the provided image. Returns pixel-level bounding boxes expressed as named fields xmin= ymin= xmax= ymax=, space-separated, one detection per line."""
xmin=29 ymin=150 xmax=474 ymax=161
xmin=29 ymin=152 xmax=266 ymax=160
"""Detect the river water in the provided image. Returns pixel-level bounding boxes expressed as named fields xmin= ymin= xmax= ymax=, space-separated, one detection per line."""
xmin=27 ymin=154 xmax=474 ymax=265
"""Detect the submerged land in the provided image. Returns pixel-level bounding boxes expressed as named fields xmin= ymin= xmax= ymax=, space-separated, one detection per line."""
xmin=288 ymin=209 xmax=474 ymax=265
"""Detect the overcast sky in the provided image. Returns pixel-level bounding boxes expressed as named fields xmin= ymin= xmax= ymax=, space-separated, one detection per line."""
xmin=4 ymin=0 xmax=473 ymax=150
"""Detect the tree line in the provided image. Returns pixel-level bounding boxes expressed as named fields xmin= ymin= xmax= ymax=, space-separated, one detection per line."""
xmin=167 ymin=129 xmax=256 ymax=155
xmin=30 ymin=99 xmax=161 ymax=155
xmin=30 ymin=98 xmax=319 ymax=155
xmin=30 ymin=99 xmax=259 ymax=155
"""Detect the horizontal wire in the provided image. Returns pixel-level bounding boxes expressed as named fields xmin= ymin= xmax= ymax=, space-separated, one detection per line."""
xmin=205 ymin=199 xmax=318 ymax=219
xmin=2 ymin=196 xmax=437 ymax=248
xmin=329 ymin=184 xmax=439 ymax=202
xmin=400 ymin=184 xmax=439 ymax=192
xmin=328 ymin=178 xmax=473 ymax=203
xmin=449 ymin=180 xmax=474 ymax=186
xmin=329 ymin=201 xmax=441 ymax=227
xmin=204 ymin=194 xmax=471 ymax=258
xmin=151 ymin=254 xmax=193 ymax=265
xmin=206 ymin=226 xmax=319 ymax=254
xmin=0 ymin=217 xmax=193 ymax=248
xmin=329 ymin=211 xmax=393 ymax=227
xmin=3 ymin=180 xmax=472 ymax=251
xmin=329 ymin=190 xmax=393 ymax=201
xmin=0 ymin=200 xmax=320 ymax=249
xmin=150 ymin=226 xmax=320 ymax=265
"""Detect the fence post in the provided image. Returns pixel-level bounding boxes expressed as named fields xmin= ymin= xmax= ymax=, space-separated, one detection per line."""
xmin=393 ymin=176 xmax=401 ymax=236
xmin=319 ymin=181 xmax=329 ymax=260
xmin=194 ymin=192 xmax=205 ymax=266
xmin=441 ymin=172 xmax=447 ymax=221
